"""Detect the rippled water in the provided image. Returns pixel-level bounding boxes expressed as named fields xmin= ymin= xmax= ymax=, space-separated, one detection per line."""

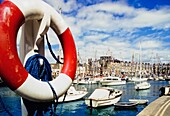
xmin=0 ymin=80 xmax=169 ymax=116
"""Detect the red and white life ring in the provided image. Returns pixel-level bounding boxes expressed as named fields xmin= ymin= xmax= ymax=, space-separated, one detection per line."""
xmin=0 ymin=0 xmax=77 ymax=102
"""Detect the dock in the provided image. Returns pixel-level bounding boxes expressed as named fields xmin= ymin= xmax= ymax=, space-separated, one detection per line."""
xmin=138 ymin=96 xmax=170 ymax=116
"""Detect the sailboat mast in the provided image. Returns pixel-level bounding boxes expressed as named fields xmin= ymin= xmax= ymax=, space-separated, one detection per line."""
xmin=139 ymin=42 xmax=142 ymax=78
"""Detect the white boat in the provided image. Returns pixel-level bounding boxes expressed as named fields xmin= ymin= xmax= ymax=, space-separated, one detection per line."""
xmin=158 ymin=76 xmax=165 ymax=81
xmin=58 ymin=86 xmax=88 ymax=102
xmin=148 ymin=76 xmax=154 ymax=80
xmin=85 ymin=87 xmax=123 ymax=108
xmin=129 ymin=99 xmax=149 ymax=105
xmin=135 ymin=81 xmax=151 ymax=90
xmin=100 ymin=76 xmax=126 ymax=86
xmin=130 ymin=77 xmax=148 ymax=82
xmin=78 ymin=77 xmax=97 ymax=85
xmin=73 ymin=76 xmax=97 ymax=85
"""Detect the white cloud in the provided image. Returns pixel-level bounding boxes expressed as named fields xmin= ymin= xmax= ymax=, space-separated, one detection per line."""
xmin=30 ymin=0 xmax=170 ymax=63
xmin=130 ymin=9 xmax=170 ymax=29
xmin=141 ymin=40 xmax=162 ymax=49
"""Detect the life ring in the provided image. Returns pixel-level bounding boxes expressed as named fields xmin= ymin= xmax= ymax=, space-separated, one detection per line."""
xmin=0 ymin=0 xmax=77 ymax=102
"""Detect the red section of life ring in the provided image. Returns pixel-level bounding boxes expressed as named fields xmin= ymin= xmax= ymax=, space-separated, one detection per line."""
xmin=0 ymin=0 xmax=77 ymax=98
xmin=0 ymin=1 xmax=27 ymax=90
xmin=59 ymin=28 xmax=77 ymax=79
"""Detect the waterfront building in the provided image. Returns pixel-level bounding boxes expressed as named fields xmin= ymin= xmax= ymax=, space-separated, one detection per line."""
xmin=50 ymin=55 xmax=170 ymax=79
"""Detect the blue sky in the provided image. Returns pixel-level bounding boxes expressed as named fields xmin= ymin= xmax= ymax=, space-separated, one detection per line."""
xmin=1 ymin=0 xmax=170 ymax=63
xmin=43 ymin=0 xmax=170 ymax=64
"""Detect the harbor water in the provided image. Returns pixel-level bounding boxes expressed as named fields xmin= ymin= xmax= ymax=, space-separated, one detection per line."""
xmin=0 ymin=80 xmax=169 ymax=116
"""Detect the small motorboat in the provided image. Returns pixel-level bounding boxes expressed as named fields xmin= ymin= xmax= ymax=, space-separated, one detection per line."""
xmin=135 ymin=81 xmax=151 ymax=90
xmin=85 ymin=87 xmax=123 ymax=108
xmin=129 ymin=99 xmax=149 ymax=105
xmin=114 ymin=102 xmax=138 ymax=109
xmin=58 ymin=85 xmax=88 ymax=102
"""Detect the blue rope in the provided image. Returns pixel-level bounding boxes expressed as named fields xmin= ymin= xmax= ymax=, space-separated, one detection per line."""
xmin=25 ymin=54 xmax=52 ymax=81
xmin=23 ymin=54 xmax=58 ymax=116
xmin=46 ymin=34 xmax=63 ymax=64
xmin=47 ymin=82 xmax=58 ymax=115
xmin=46 ymin=34 xmax=69 ymax=115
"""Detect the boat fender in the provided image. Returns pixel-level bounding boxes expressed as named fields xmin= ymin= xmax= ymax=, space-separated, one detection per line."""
xmin=0 ymin=0 xmax=77 ymax=102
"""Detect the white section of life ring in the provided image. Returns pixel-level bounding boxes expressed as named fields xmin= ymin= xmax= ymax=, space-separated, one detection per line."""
xmin=10 ymin=0 xmax=67 ymax=35
xmin=15 ymin=73 xmax=72 ymax=101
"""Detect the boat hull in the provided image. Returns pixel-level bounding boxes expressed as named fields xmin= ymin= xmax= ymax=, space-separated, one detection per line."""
xmin=100 ymin=76 xmax=126 ymax=86
xmin=78 ymin=81 xmax=97 ymax=85
xmin=100 ymin=81 xmax=126 ymax=86
xmin=85 ymin=96 xmax=121 ymax=108
xmin=114 ymin=102 xmax=138 ymax=109
xmin=129 ymin=99 xmax=148 ymax=105
xmin=131 ymin=78 xmax=148 ymax=82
